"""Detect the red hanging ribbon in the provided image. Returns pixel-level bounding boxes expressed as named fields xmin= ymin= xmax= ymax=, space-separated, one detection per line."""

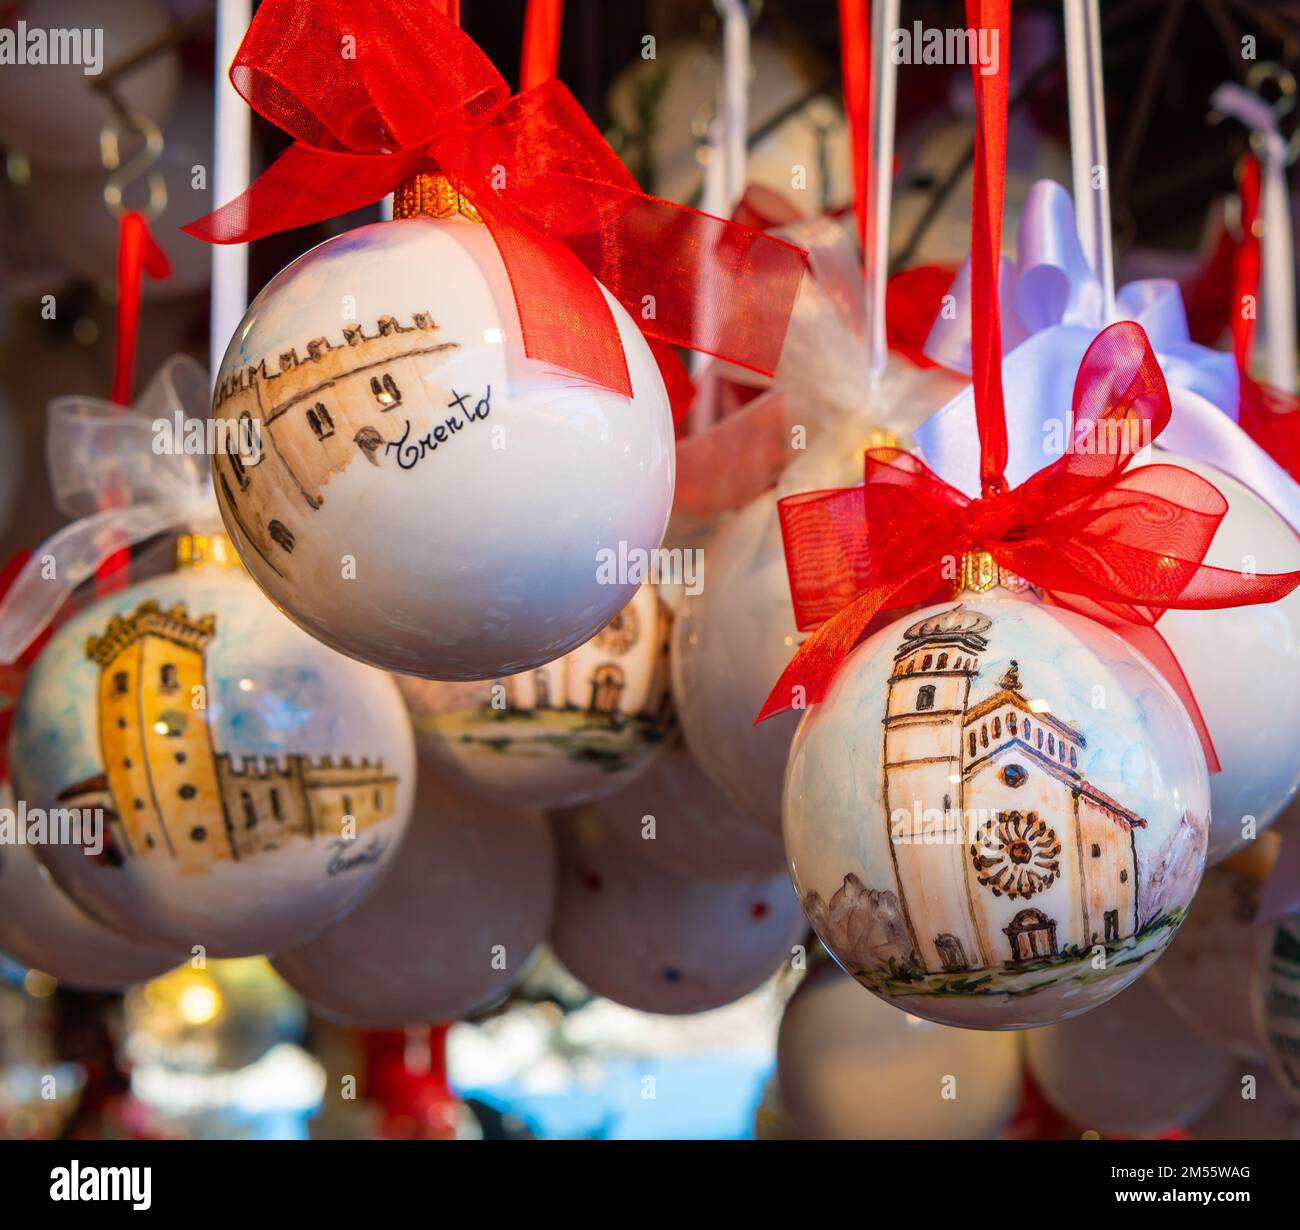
xmin=837 ymin=0 xmax=870 ymax=254
xmin=520 ymin=0 xmax=563 ymax=92
xmin=756 ymin=0 xmax=1300 ymax=766
xmin=100 ymin=211 xmax=171 ymax=596
xmin=182 ymin=0 xmax=807 ymax=399
xmin=1229 ymin=153 xmax=1300 ymax=481
xmin=111 ymin=211 xmax=172 ymax=407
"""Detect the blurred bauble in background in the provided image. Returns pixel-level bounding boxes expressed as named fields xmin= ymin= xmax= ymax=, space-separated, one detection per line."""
xmin=1148 ymin=837 xmax=1279 ymax=1061
xmin=671 ymin=492 xmax=796 ymax=838
xmin=596 ymin=741 xmax=786 ymax=880
xmin=273 ymin=767 xmax=555 ymax=1027
xmin=210 ymin=215 xmax=674 ymax=682
xmin=10 ymin=552 xmax=415 ymax=957
xmin=776 ymin=959 xmax=1023 ymax=1140
xmin=1139 ymin=452 xmax=1300 ymax=865
xmin=548 ymin=811 xmax=805 ymax=1015
xmin=1026 ymin=979 xmax=1234 ymax=1134
xmin=1187 ymin=1062 xmax=1300 ymax=1140
xmin=396 ymin=586 xmax=673 ymax=810
xmin=123 ymin=957 xmax=306 ymax=1073
xmin=0 ymin=780 xmax=185 ymax=991
xmin=0 ymin=0 xmax=180 ymax=172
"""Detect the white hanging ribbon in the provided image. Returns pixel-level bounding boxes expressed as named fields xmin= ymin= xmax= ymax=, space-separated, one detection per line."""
xmin=0 ymin=355 xmax=220 ymax=664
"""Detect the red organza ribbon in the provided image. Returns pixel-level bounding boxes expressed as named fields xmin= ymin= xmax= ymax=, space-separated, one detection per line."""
xmin=838 ymin=0 xmax=870 ymax=253
xmin=756 ymin=0 xmax=1300 ymax=766
xmin=183 ymin=0 xmax=807 ymax=399
xmin=1229 ymin=153 xmax=1300 ymax=480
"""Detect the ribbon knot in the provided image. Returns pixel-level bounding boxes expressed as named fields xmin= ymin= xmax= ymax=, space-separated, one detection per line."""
xmin=184 ymin=0 xmax=808 ymax=399
xmin=758 ymin=321 xmax=1300 ymax=779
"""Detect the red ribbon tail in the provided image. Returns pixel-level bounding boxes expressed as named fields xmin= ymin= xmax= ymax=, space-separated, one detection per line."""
xmin=477 ymin=203 xmax=632 ymax=397
xmin=1112 ymin=621 xmax=1222 ymax=775
xmin=756 ymin=571 xmax=933 ymax=723
xmin=183 ymin=144 xmax=422 ymax=245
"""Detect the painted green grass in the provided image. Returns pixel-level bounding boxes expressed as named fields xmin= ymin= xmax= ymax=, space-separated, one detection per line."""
xmin=851 ymin=910 xmax=1185 ymax=1002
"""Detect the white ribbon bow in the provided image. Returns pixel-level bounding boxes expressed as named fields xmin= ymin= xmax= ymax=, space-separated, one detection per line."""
xmin=0 ymin=354 xmax=220 ymax=664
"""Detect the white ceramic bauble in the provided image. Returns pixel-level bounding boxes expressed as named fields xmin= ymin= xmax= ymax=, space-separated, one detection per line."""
xmin=211 ymin=215 xmax=674 ymax=681
xmin=0 ymin=0 xmax=180 ymax=171
xmin=672 ymin=371 xmax=961 ymax=838
xmin=785 ymin=595 xmax=1211 ymax=1029
xmin=396 ymin=585 xmax=673 ymax=809
xmin=672 ymin=493 xmax=796 ymax=836
xmin=10 ymin=555 xmax=416 ymax=957
xmin=1138 ymin=453 xmax=1300 ymax=864
xmin=27 ymin=82 xmax=214 ymax=297
xmin=1026 ymin=979 xmax=1233 ymax=1133
xmin=272 ymin=767 xmax=554 ymax=1026
xmin=777 ymin=960 xmax=1022 ymax=1139
xmin=1147 ymin=840 xmax=1278 ymax=1060
xmin=1256 ymin=912 xmax=1300 ymax=1107
xmin=549 ymin=813 xmax=805 ymax=1014
xmin=597 ymin=743 xmax=786 ymax=880
xmin=0 ymin=780 xmax=185 ymax=990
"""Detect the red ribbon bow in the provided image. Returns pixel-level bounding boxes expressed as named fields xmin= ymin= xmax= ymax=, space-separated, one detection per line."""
xmin=756 ymin=0 xmax=1300 ymax=775
xmin=183 ymin=0 xmax=807 ymax=398
xmin=757 ymin=319 xmax=1300 ymax=759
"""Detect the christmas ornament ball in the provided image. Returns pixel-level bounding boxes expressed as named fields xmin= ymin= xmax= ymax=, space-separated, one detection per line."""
xmin=596 ymin=742 xmax=787 ymax=880
xmin=784 ymin=593 xmax=1210 ymax=1029
xmin=9 ymin=551 xmax=416 ymax=958
xmin=1026 ymin=978 xmax=1233 ymax=1133
xmin=0 ymin=782 xmax=185 ymax=991
xmin=549 ymin=812 xmax=805 ymax=1015
xmin=1146 ymin=840 xmax=1278 ymax=1061
xmin=1138 ymin=452 xmax=1300 ymax=864
xmin=211 ymin=214 xmax=674 ymax=681
xmin=776 ymin=960 xmax=1023 ymax=1139
xmin=671 ymin=493 xmax=799 ymax=836
xmin=272 ymin=767 xmax=555 ymax=1027
xmin=396 ymin=585 xmax=674 ymax=810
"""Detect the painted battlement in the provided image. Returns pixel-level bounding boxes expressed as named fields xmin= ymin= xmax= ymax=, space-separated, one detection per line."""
xmin=86 ymin=601 xmax=217 ymax=667
xmin=213 ymin=312 xmax=447 ymax=411
xmin=216 ymin=751 xmax=391 ymax=781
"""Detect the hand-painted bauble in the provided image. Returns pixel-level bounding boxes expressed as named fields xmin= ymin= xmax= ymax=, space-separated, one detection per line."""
xmin=210 ymin=215 xmax=674 ymax=681
xmin=549 ymin=813 xmax=805 ymax=1014
xmin=1147 ymin=837 xmax=1278 ymax=1060
xmin=10 ymin=545 xmax=415 ymax=957
xmin=596 ymin=743 xmax=786 ymax=879
xmin=784 ymin=593 xmax=1211 ymax=1029
xmin=1256 ymin=911 xmax=1300 ymax=1107
xmin=1026 ymin=979 xmax=1233 ymax=1133
xmin=777 ymin=960 xmax=1023 ymax=1139
xmin=272 ymin=767 xmax=555 ymax=1026
xmin=396 ymin=586 xmax=673 ymax=809
xmin=0 ymin=781 xmax=185 ymax=991
xmin=0 ymin=0 xmax=180 ymax=171
xmin=1137 ymin=453 xmax=1300 ymax=864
